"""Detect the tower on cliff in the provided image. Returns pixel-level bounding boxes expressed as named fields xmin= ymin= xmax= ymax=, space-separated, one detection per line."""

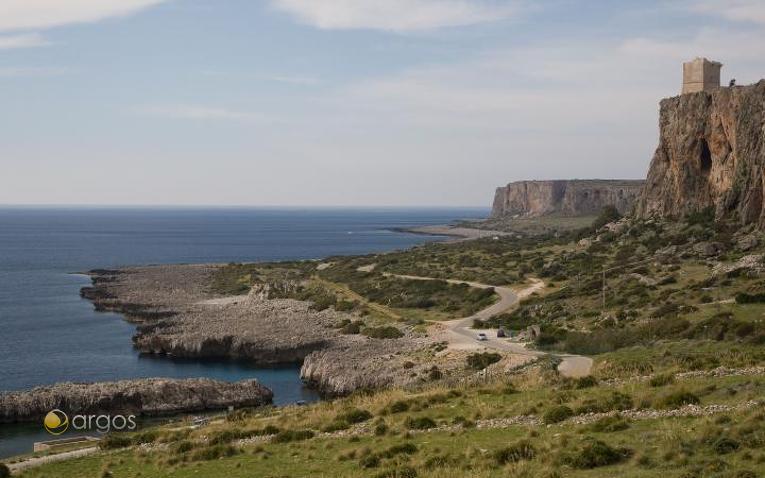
xmin=682 ymin=57 xmax=722 ymax=94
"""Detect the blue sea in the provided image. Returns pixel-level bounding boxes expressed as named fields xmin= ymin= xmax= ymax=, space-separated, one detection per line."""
xmin=0 ymin=206 xmax=487 ymax=458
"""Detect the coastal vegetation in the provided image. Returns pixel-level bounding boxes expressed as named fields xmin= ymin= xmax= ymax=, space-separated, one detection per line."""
xmin=12 ymin=208 xmax=765 ymax=477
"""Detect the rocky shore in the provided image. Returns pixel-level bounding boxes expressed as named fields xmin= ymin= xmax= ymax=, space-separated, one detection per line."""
xmin=80 ymin=265 xmax=445 ymax=397
xmin=0 ymin=378 xmax=273 ymax=424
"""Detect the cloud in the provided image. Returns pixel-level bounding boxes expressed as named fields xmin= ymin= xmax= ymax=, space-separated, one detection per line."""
xmin=0 ymin=67 xmax=67 ymax=77
xmin=0 ymin=33 xmax=50 ymax=49
xmin=270 ymin=0 xmax=518 ymax=32
xmin=135 ymin=105 xmax=265 ymax=121
xmin=688 ymin=0 xmax=765 ymax=25
xmin=0 ymin=0 xmax=169 ymax=32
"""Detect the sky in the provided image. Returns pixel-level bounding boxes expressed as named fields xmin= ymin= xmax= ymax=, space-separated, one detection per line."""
xmin=0 ymin=0 xmax=763 ymax=207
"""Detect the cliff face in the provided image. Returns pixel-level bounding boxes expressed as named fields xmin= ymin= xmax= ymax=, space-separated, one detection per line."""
xmin=491 ymin=180 xmax=644 ymax=218
xmin=636 ymin=81 xmax=765 ymax=226
xmin=0 ymin=378 xmax=273 ymax=424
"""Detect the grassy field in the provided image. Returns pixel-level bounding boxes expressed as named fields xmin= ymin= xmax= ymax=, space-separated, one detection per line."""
xmin=17 ymin=365 xmax=765 ymax=477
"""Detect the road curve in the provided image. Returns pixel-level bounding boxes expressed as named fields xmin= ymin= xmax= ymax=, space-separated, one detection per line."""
xmin=384 ymin=273 xmax=593 ymax=378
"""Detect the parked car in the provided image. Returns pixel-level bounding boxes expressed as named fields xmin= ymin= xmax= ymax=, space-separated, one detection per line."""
xmin=476 ymin=333 xmax=488 ymax=341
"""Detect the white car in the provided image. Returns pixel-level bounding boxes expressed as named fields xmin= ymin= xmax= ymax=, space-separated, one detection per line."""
xmin=476 ymin=333 xmax=488 ymax=341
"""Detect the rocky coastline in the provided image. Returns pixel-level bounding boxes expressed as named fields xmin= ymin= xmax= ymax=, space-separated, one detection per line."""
xmin=0 ymin=378 xmax=273 ymax=424
xmin=78 ymin=265 xmax=443 ymax=397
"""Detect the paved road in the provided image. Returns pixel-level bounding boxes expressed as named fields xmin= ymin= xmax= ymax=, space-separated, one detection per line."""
xmin=386 ymin=273 xmax=593 ymax=378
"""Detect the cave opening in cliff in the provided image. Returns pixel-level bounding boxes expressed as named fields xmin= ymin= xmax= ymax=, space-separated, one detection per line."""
xmin=699 ymin=139 xmax=712 ymax=172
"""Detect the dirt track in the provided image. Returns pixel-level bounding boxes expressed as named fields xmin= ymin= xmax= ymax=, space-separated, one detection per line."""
xmin=386 ymin=274 xmax=593 ymax=378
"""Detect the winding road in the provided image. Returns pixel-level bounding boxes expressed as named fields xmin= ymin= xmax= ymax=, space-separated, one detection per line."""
xmin=384 ymin=273 xmax=593 ymax=378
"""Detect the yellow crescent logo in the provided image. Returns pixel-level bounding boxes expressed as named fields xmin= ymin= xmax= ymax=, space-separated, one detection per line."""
xmin=44 ymin=409 xmax=69 ymax=435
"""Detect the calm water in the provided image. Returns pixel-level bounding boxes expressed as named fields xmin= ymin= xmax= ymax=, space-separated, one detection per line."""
xmin=0 ymin=207 xmax=486 ymax=458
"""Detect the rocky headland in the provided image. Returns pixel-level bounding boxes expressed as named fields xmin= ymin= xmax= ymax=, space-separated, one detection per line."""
xmin=491 ymin=180 xmax=644 ymax=218
xmin=80 ymin=266 xmax=442 ymax=397
xmin=636 ymin=81 xmax=765 ymax=227
xmin=0 ymin=378 xmax=273 ymax=424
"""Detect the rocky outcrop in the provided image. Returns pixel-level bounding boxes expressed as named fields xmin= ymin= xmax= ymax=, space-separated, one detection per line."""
xmin=81 ymin=265 xmax=434 ymax=397
xmin=636 ymin=81 xmax=765 ymax=227
xmin=0 ymin=378 xmax=273 ymax=424
xmin=84 ymin=267 xmax=337 ymax=364
xmin=491 ymin=180 xmax=644 ymax=218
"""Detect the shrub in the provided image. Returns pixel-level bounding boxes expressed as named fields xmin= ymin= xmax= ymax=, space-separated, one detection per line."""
xmin=359 ymin=454 xmax=380 ymax=468
xmin=593 ymin=206 xmax=622 ymax=230
xmin=272 ymin=429 xmax=315 ymax=443
xmin=379 ymin=443 xmax=418 ymax=459
xmin=338 ymin=408 xmax=373 ymax=425
xmin=405 ymin=416 xmax=437 ymax=430
xmin=588 ymin=415 xmax=630 ymax=433
xmin=575 ymin=376 xmax=598 ymax=389
xmin=341 ymin=321 xmax=362 ymax=334
xmin=713 ymin=437 xmax=740 ymax=455
xmin=190 ymin=445 xmax=239 ymax=462
xmin=649 ymin=373 xmax=675 ymax=387
xmin=172 ymin=440 xmax=195 ymax=454
xmin=466 ymin=352 xmax=502 ymax=370
xmin=735 ymin=293 xmax=765 ymax=304
xmin=321 ymin=420 xmax=349 ymax=433
xmin=99 ymin=434 xmax=133 ymax=450
xmin=374 ymin=466 xmax=418 ymax=478
xmin=389 ymin=400 xmax=410 ymax=413
xmin=428 ymin=366 xmax=443 ymax=380
xmin=0 ymin=463 xmax=10 ymax=478
xmin=655 ymin=390 xmax=700 ymax=409
xmin=493 ymin=440 xmax=536 ymax=464
xmin=543 ymin=405 xmax=574 ymax=424
xmin=374 ymin=422 xmax=389 ymax=436
xmin=564 ymin=440 xmax=632 ymax=469
xmin=362 ymin=326 xmax=404 ymax=339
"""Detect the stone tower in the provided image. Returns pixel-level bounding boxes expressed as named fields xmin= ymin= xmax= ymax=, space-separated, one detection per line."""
xmin=682 ymin=57 xmax=722 ymax=94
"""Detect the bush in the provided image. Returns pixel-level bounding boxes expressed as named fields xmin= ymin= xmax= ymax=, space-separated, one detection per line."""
xmin=543 ymin=405 xmax=574 ymax=424
xmin=588 ymin=415 xmax=630 ymax=433
xmin=337 ymin=408 xmax=373 ymax=425
xmin=341 ymin=321 xmax=363 ymax=334
xmin=649 ymin=373 xmax=675 ymax=387
xmin=379 ymin=443 xmax=418 ymax=459
xmin=359 ymin=454 xmax=381 ymax=469
xmin=713 ymin=437 xmax=740 ymax=455
xmin=362 ymin=326 xmax=404 ymax=339
xmin=389 ymin=400 xmax=410 ymax=413
xmin=99 ymin=434 xmax=133 ymax=450
xmin=374 ymin=422 xmax=389 ymax=436
xmin=655 ymin=390 xmax=700 ymax=409
xmin=493 ymin=440 xmax=536 ymax=464
xmin=190 ymin=445 xmax=239 ymax=462
xmin=405 ymin=416 xmax=437 ymax=430
xmin=428 ymin=366 xmax=443 ymax=380
xmin=374 ymin=466 xmax=418 ymax=478
xmin=466 ymin=352 xmax=502 ymax=370
xmin=272 ymin=429 xmax=315 ymax=443
xmin=575 ymin=376 xmax=598 ymax=389
xmin=0 ymin=463 xmax=10 ymax=478
xmin=592 ymin=206 xmax=622 ymax=230
xmin=172 ymin=440 xmax=196 ymax=454
xmin=564 ymin=439 xmax=632 ymax=469
xmin=736 ymin=293 xmax=765 ymax=304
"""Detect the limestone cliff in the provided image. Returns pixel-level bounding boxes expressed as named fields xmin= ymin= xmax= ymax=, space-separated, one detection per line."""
xmin=636 ymin=81 xmax=765 ymax=226
xmin=491 ymin=180 xmax=644 ymax=218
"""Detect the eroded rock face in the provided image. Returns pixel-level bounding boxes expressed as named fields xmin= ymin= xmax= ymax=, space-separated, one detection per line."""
xmin=491 ymin=180 xmax=644 ymax=218
xmin=0 ymin=378 xmax=273 ymax=423
xmin=636 ymin=81 xmax=765 ymax=227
